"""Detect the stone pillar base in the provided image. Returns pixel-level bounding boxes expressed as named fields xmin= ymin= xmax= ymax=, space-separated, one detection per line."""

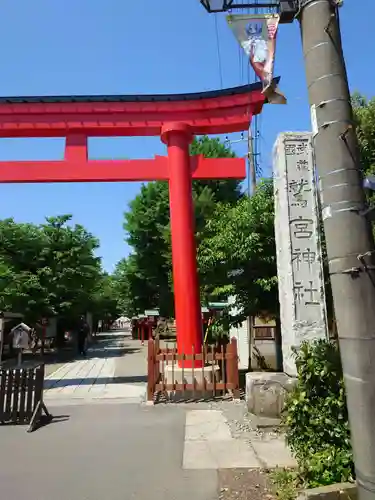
xmin=245 ymin=372 xmax=297 ymax=418
xmin=163 ymin=364 xmax=220 ymax=401
xmin=164 ymin=364 xmax=220 ymax=384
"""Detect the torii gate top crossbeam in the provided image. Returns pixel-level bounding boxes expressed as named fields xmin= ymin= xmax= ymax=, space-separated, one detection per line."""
xmin=0 ymin=80 xmax=271 ymax=138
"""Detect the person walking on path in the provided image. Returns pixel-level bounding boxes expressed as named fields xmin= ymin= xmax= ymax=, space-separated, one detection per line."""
xmin=77 ymin=316 xmax=90 ymax=356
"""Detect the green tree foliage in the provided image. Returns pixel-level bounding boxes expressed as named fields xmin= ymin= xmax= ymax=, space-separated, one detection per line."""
xmin=0 ymin=215 xmax=102 ymax=322
xmin=198 ymin=179 xmax=277 ymax=322
xmin=124 ymin=182 xmax=172 ymax=316
xmin=121 ymin=136 xmax=242 ymax=316
xmin=353 ymin=93 xmax=375 ymax=177
xmin=112 ymin=256 xmax=149 ymax=317
xmin=352 ymin=93 xmax=375 ymax=215
xmin=91 ymin=272 xmax=121 ymax=325
xmin=283 ymin=340 xmax=354 ymax=488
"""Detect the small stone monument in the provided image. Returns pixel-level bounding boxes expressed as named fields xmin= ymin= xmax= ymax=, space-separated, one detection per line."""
xmin=273 ymin=132 xmax=328 ymax=376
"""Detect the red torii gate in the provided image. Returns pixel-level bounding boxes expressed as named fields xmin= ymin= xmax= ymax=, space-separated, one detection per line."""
xmin=0 ymin=82 xmax=266 ymax=367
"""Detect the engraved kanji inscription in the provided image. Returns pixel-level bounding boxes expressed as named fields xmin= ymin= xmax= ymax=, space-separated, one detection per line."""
xmin=304 ymin=281 xmax=320 ymax=305
xmin=293 ymin=280 xmax=320 ymax=305
xmin=296 ymin=142 xmax=308 ymax=155
xmin=291 ymin=248 xmax=317 ymax=271
xmin=285 ymin=143 xmax=296 ymax=155
xmin=290 ymin=217 xmax=314 ymax=240
xmin=288 ymin=179 xmax=311 ymax=208
xmin=296 ymin=159 xmax=310 ymax=171
xmin=294 ymin=281 xmax=304 ymax=303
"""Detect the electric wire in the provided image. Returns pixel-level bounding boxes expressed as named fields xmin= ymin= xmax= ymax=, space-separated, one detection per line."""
xmin=238 ymin=44 xmax=243 ymax=84
xmin=214 ymin=15 xmax=224 ymax=88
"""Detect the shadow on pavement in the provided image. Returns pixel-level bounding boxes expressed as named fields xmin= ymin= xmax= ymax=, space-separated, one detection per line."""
xmin=112 ymin=375 xmax=147 ymax=384
xmin=0 ymin=414 xmax=70 ymax=433
xmin=45 ymin=374 xmax=146 ymax=389
xmin=85 ymin=347 xmax=141 ymax=359
xmin=16 ymin=332 xmax=137 ymax=368
xmin=34 ymin=414 xmax=70 ymax=431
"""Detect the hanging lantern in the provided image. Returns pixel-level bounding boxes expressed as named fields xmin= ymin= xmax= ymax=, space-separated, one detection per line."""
xmin=200 ymin=1 xmax=277 ymax=11
xmin=199 ymin=0 xmax=298 ymax=23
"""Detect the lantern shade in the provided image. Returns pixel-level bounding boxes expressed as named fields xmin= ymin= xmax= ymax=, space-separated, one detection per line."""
xmin=200 ymin=0 xmax=232 ymax=12
xmin=199 ymin=0 xmax=298 ymax=23
xmin=200 ymin=0 xmax=278 ymax=12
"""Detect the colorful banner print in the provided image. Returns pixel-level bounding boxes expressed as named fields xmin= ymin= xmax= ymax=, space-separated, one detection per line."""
xmin=227 ymin=13 xmax=286 ymax=104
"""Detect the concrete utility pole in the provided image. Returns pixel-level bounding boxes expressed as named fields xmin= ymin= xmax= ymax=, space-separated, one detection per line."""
xmin=299 ymin=1 xmax=375 ymax=498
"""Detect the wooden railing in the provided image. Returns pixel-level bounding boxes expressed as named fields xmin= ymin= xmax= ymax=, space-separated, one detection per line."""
xmin=0 ymin=361 xmax=52 ymax=432
xmin=147 ymin=338 xmax=240 ymax=403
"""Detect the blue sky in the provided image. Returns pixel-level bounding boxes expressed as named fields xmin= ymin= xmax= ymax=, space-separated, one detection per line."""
xmin=0 ymin=0 xmax=373 ymax=272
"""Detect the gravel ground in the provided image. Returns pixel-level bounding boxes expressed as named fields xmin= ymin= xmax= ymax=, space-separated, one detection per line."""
xmin=209 ymin=400 xmax=283 ymax=442
xmin=153 ymin=398 xmax=285 ymax=445
xmin=218 ymin=469 xmax=276 ymax=500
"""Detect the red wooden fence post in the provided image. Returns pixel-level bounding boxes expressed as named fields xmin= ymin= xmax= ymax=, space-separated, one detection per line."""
xmin=225 ymin=341 xmax=232 ymax=390
xmin=147 ymin=338 xmax=155 ymax=403
xmin=141 ymin=322 xmax=145 ymax=346
xmin=154 ymin=337 xmax=160 ymax=384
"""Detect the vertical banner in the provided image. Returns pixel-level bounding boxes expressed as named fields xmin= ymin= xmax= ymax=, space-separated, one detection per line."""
xmin=227 ymin=14 xmax=286 ymax=104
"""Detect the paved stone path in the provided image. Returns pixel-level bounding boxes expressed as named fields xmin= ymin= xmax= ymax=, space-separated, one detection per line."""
xmin=184 ymin=409 xmax=260 ymax=469
xmin=43 ymin=330 xmax=295 ymax=470
xmin=0 ymin=329 xmax=296 ymax=499
xmin=44 ymin=330 xmax=147 ymax=404
xmin=182 ymin=408 xmax=295 ymax=470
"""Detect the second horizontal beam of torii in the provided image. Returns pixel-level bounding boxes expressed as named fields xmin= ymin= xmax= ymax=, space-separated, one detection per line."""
xmin=0 ymin=155 xmax=245 ymax=183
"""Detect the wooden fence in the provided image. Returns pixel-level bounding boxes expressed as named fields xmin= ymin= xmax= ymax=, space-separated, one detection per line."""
xmin=147 ymin=337 xmax=240 ymax=403
xmin=0 ymin=361 xmax=52 ymax=432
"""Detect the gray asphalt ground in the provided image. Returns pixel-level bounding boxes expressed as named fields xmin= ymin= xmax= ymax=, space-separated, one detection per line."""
xmin=0 ymin=332 xmax=218 ymax=500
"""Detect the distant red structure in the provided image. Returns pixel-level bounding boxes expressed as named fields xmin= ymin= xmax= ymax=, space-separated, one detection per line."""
xmin=0 ymin=82 xmax=267 ymax=367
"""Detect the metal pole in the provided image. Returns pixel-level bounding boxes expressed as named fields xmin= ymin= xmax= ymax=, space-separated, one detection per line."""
xmin=299 ymin=1 xmax=375 ymax=498
xmin=0 ymin=312 xmax=4 ymax=365
xmin=247 ymin=126 xmax=257 ymax=195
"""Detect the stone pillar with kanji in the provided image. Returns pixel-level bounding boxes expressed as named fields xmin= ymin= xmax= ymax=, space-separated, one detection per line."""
xmin=273 ymin=132 xmax=328 ymax=376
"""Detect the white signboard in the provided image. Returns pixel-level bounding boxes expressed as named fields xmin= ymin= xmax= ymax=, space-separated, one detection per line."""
xmin=12 ymin=324 xmax=31 ymax=350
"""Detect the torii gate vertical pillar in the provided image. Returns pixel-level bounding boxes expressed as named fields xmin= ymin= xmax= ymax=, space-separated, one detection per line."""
xmin=161 ymin=122 xmax=203 ymax=368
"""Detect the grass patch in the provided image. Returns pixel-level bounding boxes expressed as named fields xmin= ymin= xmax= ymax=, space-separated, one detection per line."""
xmin=270 ymin=468 xmax=302 ymax=500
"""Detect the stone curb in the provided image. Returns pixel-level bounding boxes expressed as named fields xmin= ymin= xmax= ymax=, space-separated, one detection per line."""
xmin=298 ymin=482 xmax=356 ymax=500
